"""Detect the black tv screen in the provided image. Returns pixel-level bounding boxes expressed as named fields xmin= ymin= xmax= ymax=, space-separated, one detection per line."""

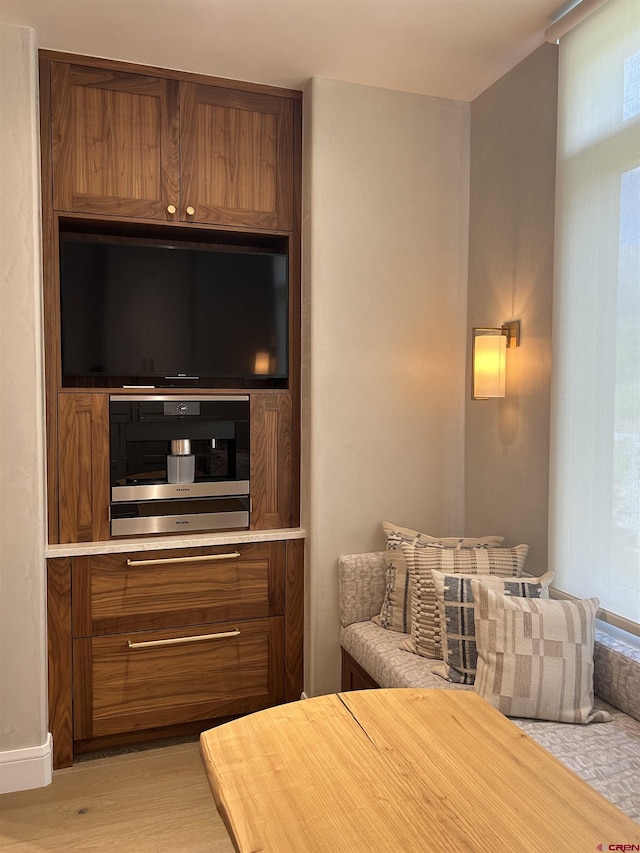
xmin=60 ymin=237 xmax=288 ymax=386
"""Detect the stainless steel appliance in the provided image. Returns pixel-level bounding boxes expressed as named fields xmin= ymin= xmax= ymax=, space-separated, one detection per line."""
xmin=109 ymin=396 xmax=250 ymax=536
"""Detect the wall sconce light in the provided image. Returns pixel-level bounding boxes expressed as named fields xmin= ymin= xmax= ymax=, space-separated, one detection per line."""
xmin=472 ymin=321 xmax=520 ymax=399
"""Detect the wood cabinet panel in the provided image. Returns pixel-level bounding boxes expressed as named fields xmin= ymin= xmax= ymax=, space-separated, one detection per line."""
xmin=48 ymin=60 xmax=294 ymax=230
xmin=341 ymin=649 xmax=380 ymax=692
xmin=71 ymin=542 xmax=286 ymax=635
xmin=284 ymin=538 xmax=304 ymax=702
xmin=51 ymin=62 xmax=179 ymax=219
xmin=180 ymin=84 xmax=294 ymax=230
xmin=73 ymin=618 xmax=283 ymax=737
xmin=72 ymin=637 xmax=93 ymax=740
xmin=250 ymin=393 xmax=294 ymax=529
xmin=58 ymin=393 xmax=110 ymax=543
xmin=47 ymin=558 xmax=74 ymax=768
xmin=49 ymin=538 xmax=303 ymax=767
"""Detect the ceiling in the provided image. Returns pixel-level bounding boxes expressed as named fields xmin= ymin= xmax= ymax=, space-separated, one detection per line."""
xmin=0 ymin=0 xmax=561 ymax=101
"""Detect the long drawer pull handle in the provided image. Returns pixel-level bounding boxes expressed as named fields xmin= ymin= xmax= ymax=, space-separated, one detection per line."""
xmin=127 ymin=629 xmax=241 ymax=650
xmin=126 ymin=551 xmax=241 ymax=567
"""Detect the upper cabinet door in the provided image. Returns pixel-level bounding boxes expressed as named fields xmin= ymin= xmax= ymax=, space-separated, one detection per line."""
xmin=50 ymin=63 xmax=180 ymax=220
xmin=180 ymin=83 xmax=294 ymax=231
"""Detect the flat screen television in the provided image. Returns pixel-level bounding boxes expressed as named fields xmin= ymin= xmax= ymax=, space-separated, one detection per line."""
xmin=60 ymin=235 xmax=289 ymax=387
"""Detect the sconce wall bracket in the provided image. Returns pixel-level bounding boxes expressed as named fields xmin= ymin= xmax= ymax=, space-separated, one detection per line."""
xmin=503 ymin=320 xmax=520 ymax=349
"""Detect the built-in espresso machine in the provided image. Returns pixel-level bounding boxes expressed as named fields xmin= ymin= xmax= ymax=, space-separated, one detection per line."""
xmin=109 ymin=396 xmax=250 ymax=536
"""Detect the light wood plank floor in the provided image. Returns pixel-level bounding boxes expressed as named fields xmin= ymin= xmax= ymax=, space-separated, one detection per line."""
xmin=0 ymin=741 xmax=234 ymax=852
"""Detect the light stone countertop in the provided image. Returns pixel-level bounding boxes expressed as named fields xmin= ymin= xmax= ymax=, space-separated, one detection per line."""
xmin=45 ymin=527 xmax=306 ymax=558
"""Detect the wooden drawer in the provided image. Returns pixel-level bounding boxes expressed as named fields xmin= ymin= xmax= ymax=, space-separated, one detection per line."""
xmin=71 ymin=542 xmax=285 ymax=636
xmin=73 ymin=617 xmax=284 ymax=738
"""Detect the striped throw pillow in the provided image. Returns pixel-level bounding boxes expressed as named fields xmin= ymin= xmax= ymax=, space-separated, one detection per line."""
xmin=432 ymin=570 xmax=553 ymax=684
xmin=372 ymin=522 xmax=504 ymax=634
xmin=471 ymin=582 xmax=611 ymax=724
xmin=402 ymin=541 xmax=528 ymax=659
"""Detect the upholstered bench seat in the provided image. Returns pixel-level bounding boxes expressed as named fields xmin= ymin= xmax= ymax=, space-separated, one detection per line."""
xmin=339 ymin=551 xmax=640 ymax=823
xmin=341 ymin=619 xmax=467 ymax=690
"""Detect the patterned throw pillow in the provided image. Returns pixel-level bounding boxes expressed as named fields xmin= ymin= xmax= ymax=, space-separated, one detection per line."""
xmin=403 ymin=540 xmax=528 ymax=659
xmin=432 ymin=570 xmax=553 ymax=684
xmin=471 ymin=582 xmax=611 ymax=724
xmin=372 ymin=522 xmax=505 ymax=634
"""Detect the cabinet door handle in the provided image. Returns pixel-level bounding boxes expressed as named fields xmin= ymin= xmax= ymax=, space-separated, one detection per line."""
xmin=185 ymin=205 xmax=195 ymax=216
xmin=127 ymin=629 xmax=241 ymax=650
xmin=167 ymin=204 xmax=177 ymax=214
xmin=126 ymin=551 xmax=241 ymax=567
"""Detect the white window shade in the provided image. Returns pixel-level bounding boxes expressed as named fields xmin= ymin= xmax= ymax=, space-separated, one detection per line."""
xmin=549 ymin=0 xmax=640 ymax=633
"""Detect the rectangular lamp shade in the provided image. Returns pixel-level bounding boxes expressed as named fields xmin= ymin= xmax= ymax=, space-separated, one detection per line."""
xmin=473 ymin=330 xmax=506 ymax=398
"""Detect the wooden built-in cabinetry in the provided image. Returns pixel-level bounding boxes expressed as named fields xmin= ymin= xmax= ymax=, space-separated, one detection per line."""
xmin=57 ymin=390 xmax=295 ymax=544
xmin=48 ymin=539 xmax=304 ymax=768
xmin=40 ymin=51 xmax=303 ymax=767
xmin=50 ymin=61 xmax=294 ymax=230
xmin=57 ymin=393 xmax=110 ymax=543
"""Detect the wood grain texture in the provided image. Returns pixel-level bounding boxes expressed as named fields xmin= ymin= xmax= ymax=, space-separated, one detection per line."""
xmin=77 ymin=618 xmax=283 ymax=737
xmin=289 ymin=99 xmax=302 ymax=519
xmin=40 ymin=49 xmax=302 ymax=100
xmin=51 ymin=62 xmax=180 ymax=219
xmin=180 ymin=83 xmax=294 ymax=230
xmin=63 ymin=538 xmax=297 ymax=759
xmin=201 ymin=689 xmax=640 ymax=852
xmin=0 ymin=741 xmax=234 ymax=853
xmin=76 ymin=542 xmax=285 ymax=636
xmin=268 ymin=616 xmax=285 ymax=706
xmin=39 ymin=60 xmax=61 ymax=544
xmin=47 ymin=57 xmax=294 ymax=229
xmin=287 ymin=112 xmax=302 ymax=521
xmin=70 ymin=555 xmax=92 ymax=637
xmin=341 ymin=648 xmax=380 ymax=692
xmin=284 ymin=538 xmax=304 ymax=701
xmin=269 ymin=538 xmax=287 ymax=617
xmin=57 ymin=393 xmax=110 ymax=543
xmin=47 ymin=558 xmax=73 ymax=769
xmin=250 ymin=392 xmax=294 ymax=529
xmin=72 ymin=638 xmax=93 ymax=740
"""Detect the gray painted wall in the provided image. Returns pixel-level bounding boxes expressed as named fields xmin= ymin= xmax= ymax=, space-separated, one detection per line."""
xmin=465 ymin=43 xmax=559 ymax=575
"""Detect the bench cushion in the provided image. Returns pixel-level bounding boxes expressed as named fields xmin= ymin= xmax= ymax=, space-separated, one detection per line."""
xmin=341 ymin=620 xmax=470 ymax=691
xmin=513 ymin=711 xmax=640 ymax=822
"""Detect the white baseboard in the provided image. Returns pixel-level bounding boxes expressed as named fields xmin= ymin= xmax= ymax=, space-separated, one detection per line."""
xmin=0 ymin=733 xmax=53 ymax=793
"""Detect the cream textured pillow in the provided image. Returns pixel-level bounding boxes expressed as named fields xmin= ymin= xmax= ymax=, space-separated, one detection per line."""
xmin=471 ymin=582 xmax=611 ymax=724
xmin=372 ymin=522 xmax=505 ymax=633
xmin=432 ymin=570 xmax=553 ymax=684
xmin=403 ymin=540 xmax=528 ymax=660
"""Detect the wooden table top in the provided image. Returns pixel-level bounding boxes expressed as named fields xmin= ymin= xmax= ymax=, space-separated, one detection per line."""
xmin=200 ymin=689 xmax=639 ymax=852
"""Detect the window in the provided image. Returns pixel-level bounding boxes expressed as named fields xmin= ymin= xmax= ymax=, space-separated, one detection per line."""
xmin=549 ymin=0 xmax=640 ymax=636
